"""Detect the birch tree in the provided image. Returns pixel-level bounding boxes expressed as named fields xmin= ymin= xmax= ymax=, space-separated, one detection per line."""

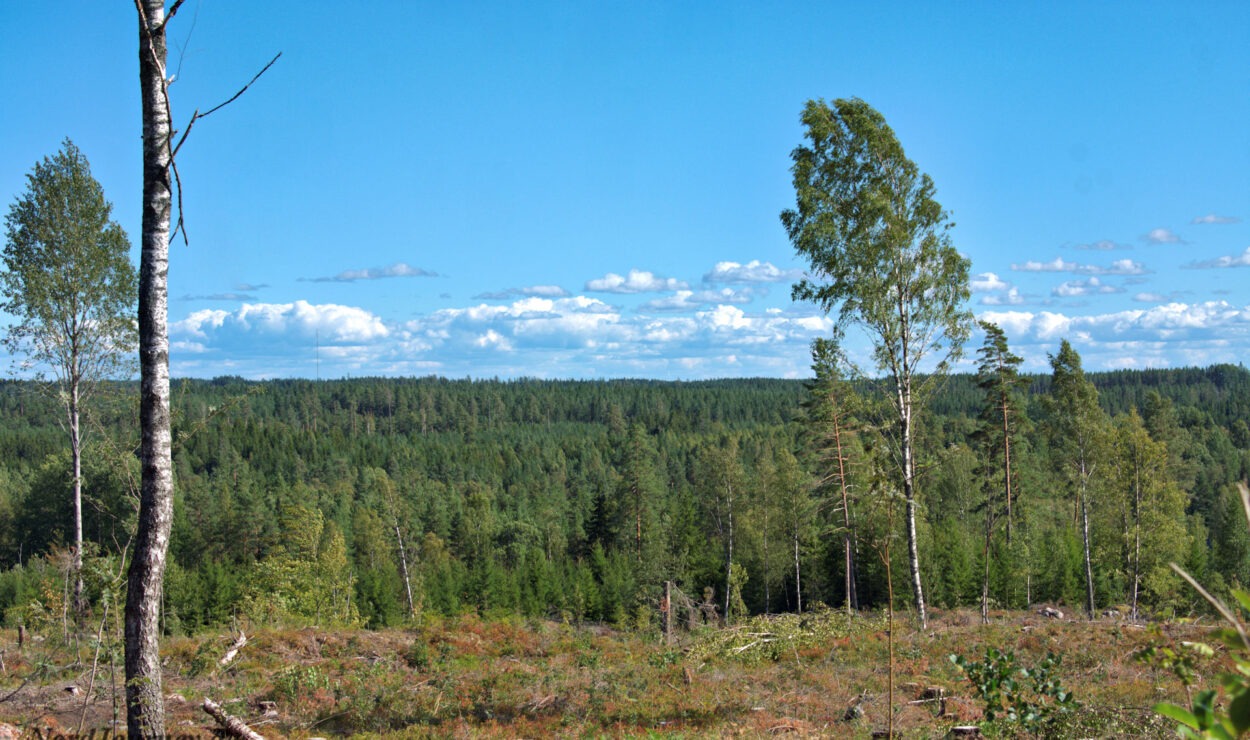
xmin=129 ymin=5 xmax=276 ymax=731
xmin=128 ymin=1 xmax=175 ymax=733
xmin=2 ymin=140 xmax=137 ymax=616
xmin=783 ymin=98 xmax=972 ymax=628
xmin=1046 ymin=339 xmax=1108 ymax=620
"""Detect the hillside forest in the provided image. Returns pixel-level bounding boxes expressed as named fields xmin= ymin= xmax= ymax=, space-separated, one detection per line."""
xmin=1 ymin=358 xmax=1249 ymax=635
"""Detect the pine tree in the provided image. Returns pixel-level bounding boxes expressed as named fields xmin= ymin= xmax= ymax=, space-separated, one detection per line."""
xmin=972 ymin=322 xmax=1029 ymax=621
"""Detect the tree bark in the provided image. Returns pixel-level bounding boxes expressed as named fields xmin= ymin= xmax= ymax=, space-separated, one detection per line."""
xmin=831 ymin=405 xmax=855 ymax=614
xmin=724 ymin=480 xmax=734 ymax=624
xmin=899 ymin=379 xmax=928 ymax=630
xmin=1079 ymin=464 xmax=1096 ymax=620
xmin=1001 ymin=388 xmax=1013 ymax=545
xmin=127 ymin=2 xmax=175 ymax=736
xmin=394 ymin=521 xmax=415 ymax=618
xmin=70 ymin=381 xmax=84 ymax=617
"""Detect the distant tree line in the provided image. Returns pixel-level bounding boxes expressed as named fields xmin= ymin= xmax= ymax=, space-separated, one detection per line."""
xmin=0 ymin=363 xmax=1247 ymax=633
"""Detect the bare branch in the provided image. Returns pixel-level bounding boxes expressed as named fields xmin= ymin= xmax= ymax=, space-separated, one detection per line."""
xmin=158 ymin=0 xmax=187 ymax=31
xmin=198 ymin=52 xmax=282 ymax=119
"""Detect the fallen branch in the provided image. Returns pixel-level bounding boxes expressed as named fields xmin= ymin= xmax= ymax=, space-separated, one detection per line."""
xmin=220 ymin=631 xmax=247 ymax=667
xmin=730 ymin=638 xmax=777 ymax=654
xmin=203 ymin=698 xmax=264 ymax=740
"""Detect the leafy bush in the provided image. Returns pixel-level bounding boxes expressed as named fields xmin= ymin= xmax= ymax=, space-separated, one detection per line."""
xmin=1153 ymin=483 xmax=1250 ymax=739
xmin=950 ymin=647 xmax=1078 ymax=734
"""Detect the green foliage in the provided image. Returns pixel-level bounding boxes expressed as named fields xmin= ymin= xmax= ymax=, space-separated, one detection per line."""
xmin=950 ymin=647 xmax=1078 ymax=733
xmin=1153 ymin=484 xmax=1250 ymax=739
xmin=687 ymin=605 xmax=884 ymax=663
xmin=0 ymin=365 xmax=1247 ymax=628
xmin=271 ymin=664 xmax=332 ymax=703
xmin=782 ymin=98 xmax=972 ymax=372
xmin=2 ymin=139 xmax=137 ymax=379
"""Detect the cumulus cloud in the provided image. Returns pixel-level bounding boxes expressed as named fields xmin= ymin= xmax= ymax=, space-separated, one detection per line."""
xmin=1053 ymin=277 xmax=1122 ymax=298
xmin=640 ymin=287 xmax=760 ymax=312
xmin=172 ymin=294 xmax=832 ymax=380
xmin=1186 ymin=247 xmax=1250 ymax=269
xmin=176 ymin=301 xmax=390 ymax=344
xmin=703 ymin=260 xmax=802 ymax=284
xmin=301 ymin=262 xmax=439 ymax=283
xmin=1011 ymin=257 xmax=1147 ymax=276
xmin=1191 ymin=214 xmax=1240 ymax=225
xmin=585 ymin=269 xmax=688 ymax=293
xmin=1142 ymin=228 xmax=1186 ymax=245
xmin=971 ymin=272 xmax=1010 ymax=292
xmin=981 ymin=301 xmax=1250 ymax=354
xmin=971 ymin=272 xmax=1024 ymax=306
xmin=473 ymin=285 xmax=571 ymax=300
xmin=981 ymin=289 xmax=1024 ymax=306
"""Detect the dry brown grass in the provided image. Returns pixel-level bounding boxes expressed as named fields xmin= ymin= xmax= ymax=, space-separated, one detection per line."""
xmin=0 ymin=609 xmax=1215 ymax=737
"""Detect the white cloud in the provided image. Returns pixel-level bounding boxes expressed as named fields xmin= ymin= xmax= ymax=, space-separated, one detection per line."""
xmin=585 ymin=269 xmax=689 ymax=293
xmin=1186 ymin=247 xmax=1250 ymax=269
xmin=980 ymin=301 xmax=1250 ymax=362
xmin=971 ymin=272 xmax=1010 ymax=292
xmin=971 ymin=272 xmax=1025 ymax=306
xmin=1142 ymin=228 xmax=1186 ymax=245
xmin=303 ymin=262 xmax=439 ymax=283
xmin=703 ymin=260 xmax=802 ymax=284
xmin=170 ymin=302 xmax=391 ymax=377
xmin=1053 ymin=276 xmax=1122 ymax=297
xmin=391 ymin=296 xmax=832 ymax=379
xmin=980 ymin=288 xmax=1025 ymax=306
xmin=474 ymin=329 xmax=513 ymax=351
xmin=1011 ymin=257 xmax=1147 ymax=276
xmin=640 ymin=287 xmax=759 ymax=312
xmin=1191 ymin=214 xmax=1240 ymax=225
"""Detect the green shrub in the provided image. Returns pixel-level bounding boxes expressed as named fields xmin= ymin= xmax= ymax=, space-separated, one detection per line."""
xmin=950 ymin=647 xmax=1078 ymax=734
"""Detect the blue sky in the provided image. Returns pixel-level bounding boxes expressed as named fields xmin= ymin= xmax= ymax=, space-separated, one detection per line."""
xmin=2 ymin=1 xmax=1248 ymax=380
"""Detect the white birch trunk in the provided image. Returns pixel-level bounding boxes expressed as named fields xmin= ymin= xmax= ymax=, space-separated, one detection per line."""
xmin=127 ymin=2 xmax=175 ymax=735
xmin=898 ymin=379 xmax=928 ymax=630
xmin=1079 ymin=462 xmax=1096 ymax=620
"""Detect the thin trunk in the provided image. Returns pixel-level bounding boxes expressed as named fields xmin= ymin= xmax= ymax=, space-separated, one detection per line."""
xmin=793 ymin=528 xmax=802 ymax=615
xmin=724 ymin=481 xmax=734 ymax=624
xmin=1131 ymin=467 xmax=1142 ymax=621
xmin=884 ymin=531 xmax=896 ymax=738
xmin=1001 ymin=390 xmax=1013 ymax=545
xmin=832 ymin=408 xmax=855 ymax=614
xmin=762 ymin=495 xmax=770 ymax=614
xmin=634 ymin=482 xmax=642 ymax=562
xmin=128 ymin=2 xmax=175 ymax=735
xmin=70 ymin=382 xmax=84 ymax=618
xmin=899 ymin=384 xmax=927 ymax=630
xmin=981 ymin=498 xmax=992 ymax=625
xmin=1079 ymin=463 xmax=1096 ymax=620
xmin=394 ymin=521 xmax=415 ymax=618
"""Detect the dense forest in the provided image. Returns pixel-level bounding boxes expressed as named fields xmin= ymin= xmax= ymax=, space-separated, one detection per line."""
xmin=1 ymin=362 xmax=1248 ymax=635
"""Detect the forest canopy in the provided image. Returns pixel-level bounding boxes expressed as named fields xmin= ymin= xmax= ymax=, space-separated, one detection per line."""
xmin=1 ymin=364 xmax=1248 ymax=632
